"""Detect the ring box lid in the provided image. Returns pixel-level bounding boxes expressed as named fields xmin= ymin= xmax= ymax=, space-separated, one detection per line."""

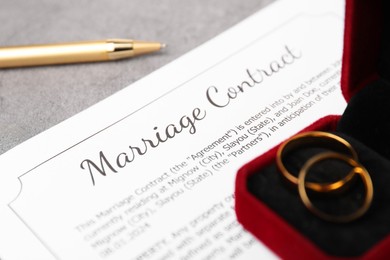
xmin=341 ymin=0 xmax=383 ymax=100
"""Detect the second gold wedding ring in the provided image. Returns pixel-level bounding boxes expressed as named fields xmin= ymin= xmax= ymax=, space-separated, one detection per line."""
xmin=298 ymin=152 xmax=373 ymax=223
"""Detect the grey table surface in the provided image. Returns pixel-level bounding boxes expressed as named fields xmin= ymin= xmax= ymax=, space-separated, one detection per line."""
xmin=0 ymin=0 xmax=275 ymax=155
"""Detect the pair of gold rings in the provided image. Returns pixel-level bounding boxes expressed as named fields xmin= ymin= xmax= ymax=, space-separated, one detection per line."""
xmin=276 ymin=131 xmax=373 ymax=223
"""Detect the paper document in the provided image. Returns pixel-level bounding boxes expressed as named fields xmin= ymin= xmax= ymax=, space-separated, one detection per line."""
xmin=0 ymin=0 xmax=345 ymax=259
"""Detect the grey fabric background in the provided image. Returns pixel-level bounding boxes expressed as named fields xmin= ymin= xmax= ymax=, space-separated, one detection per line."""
xmin=0 ymin=0 xmax=275 ymax=155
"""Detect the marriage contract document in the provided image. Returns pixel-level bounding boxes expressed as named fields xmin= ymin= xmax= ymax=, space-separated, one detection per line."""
xmin=0 ymin=0 xmax=346 ymax=259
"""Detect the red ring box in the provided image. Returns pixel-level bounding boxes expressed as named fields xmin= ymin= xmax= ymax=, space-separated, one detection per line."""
xmin=234 ymin=0 xmax=390 ymax=259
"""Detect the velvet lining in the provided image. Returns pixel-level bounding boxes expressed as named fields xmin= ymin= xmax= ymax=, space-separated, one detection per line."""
xmin=246 ymin=132 xmax=390 ymax=257
xmin=337 ymin=80 xmax=390 ymax=160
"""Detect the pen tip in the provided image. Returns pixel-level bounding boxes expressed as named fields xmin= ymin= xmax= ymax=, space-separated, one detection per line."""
xmin=161 ymin=43 xmax=167 ymax=49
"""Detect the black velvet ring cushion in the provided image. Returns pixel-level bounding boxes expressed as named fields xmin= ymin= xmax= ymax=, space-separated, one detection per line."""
xmin=247 ymin=132 xmax=390 ymax=257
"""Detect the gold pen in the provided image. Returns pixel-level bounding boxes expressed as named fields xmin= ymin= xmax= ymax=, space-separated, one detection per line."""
xmin=0 ymin=39 xmax=166 ymax=68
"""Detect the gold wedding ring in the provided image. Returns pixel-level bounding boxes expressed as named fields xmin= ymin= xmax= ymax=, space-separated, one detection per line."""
xmin=276 ymin=131 xmax=358 ymax=192
xmin=298 ymin=152 xmax=373 ymax=223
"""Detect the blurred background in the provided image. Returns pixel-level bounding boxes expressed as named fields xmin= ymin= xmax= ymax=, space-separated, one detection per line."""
xmin=0 ymin=0 xmax=274 ymax=155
